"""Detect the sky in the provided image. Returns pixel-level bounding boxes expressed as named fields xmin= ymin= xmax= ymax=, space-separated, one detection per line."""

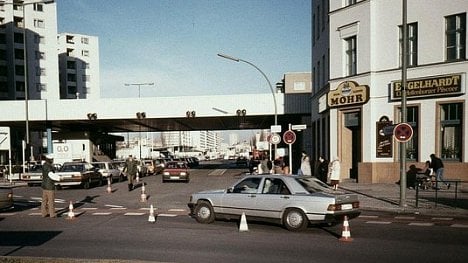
xmin=56 ymin=0 xmax=312 ymax=99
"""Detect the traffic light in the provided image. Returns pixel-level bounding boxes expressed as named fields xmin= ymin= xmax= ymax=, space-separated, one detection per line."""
xmin=136 ymin=112 xmax=146 ymax=119
xmin=87 ymin=113 xmax=97 ymax=120
xmin=186 ymin=110 xmax=196 ymax=118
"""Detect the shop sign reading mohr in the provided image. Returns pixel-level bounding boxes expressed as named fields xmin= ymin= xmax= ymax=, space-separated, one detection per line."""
xmin=327 ymin=81 xmax=370 ymax=108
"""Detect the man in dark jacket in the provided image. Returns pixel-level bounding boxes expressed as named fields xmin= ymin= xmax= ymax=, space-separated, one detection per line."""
xmin=430 ymin=154 xmax=449 ymax=189
xmin=124 ymin=155 xmax=138 ymax=191
xmin=41 ymin=154 xmax=61 ymax=218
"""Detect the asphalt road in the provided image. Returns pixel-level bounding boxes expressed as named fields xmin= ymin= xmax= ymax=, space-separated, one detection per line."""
xmin=1 ymin=160 xmax=467 ymax=263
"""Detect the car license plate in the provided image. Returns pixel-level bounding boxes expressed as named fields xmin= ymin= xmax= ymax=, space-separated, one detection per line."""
xmin=170 ymin=176 xmax=179 ymax=179
xmin=341 ymin=204 xmax=353 ymax=210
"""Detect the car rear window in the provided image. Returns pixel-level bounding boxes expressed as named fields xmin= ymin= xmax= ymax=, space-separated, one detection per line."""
xmin=295 ymin=177 xmax=333 ymax=193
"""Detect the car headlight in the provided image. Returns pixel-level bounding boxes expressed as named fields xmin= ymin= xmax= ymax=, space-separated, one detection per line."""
xmin=180 ymin=172 xmax=186 ymax=176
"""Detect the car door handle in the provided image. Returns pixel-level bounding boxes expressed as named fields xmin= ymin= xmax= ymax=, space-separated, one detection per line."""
xmin=281 ymin=196 xmax=290 ymax=199
xmin=248 ymin=194 xmax=256 ymax=198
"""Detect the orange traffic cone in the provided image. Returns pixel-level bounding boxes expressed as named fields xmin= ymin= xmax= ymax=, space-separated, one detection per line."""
xmin=239 ymin=212 xmax=249 ymax=232
xmin=140 ymin=184 xmax=147 ymax=202
xmin=67 ymin=201 xmax=75 ymax=220
xmin=148 ymin=204 xmax=156 ymax=223
xmin=339 ymin=216 xmax=353 ymax=242
xmin=106 ymin=178 xmax=112 ymax=194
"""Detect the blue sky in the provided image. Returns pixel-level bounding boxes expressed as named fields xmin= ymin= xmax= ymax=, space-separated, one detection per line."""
xmin=57 ymin=0 xmax=311 ymax=98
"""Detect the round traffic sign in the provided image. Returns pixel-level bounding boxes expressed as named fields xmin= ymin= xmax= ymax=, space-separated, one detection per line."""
xmin=393 ymin=123 xmax=413 ymax=142
xmin=283 ymin=130 xmax=296 ymax=144
xmin=270 ymin=133 xmax=281 ymax=145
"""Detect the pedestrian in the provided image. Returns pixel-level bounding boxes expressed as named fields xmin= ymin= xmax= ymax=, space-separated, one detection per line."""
xmin=429 ymin=154 xmax=450 ymax=189
xmin=282 ymin=156 xmax=290 ymax=175
xmin=273 ymin=157 xmax=284 ymax=174
xmin=299 ymin=151 xmax=311 ymax=175
xmin=328 ymin=157 xmax=341 ymax=190
xmin=123 ymin=155 xmax=138 ymax=191
xmin=316 ymin=156 xmax=329 ymax=183
xmin=41 ymin=154 xmax=61 ymax=218
xmin=258 ymin=154 xmax=271 ymax=174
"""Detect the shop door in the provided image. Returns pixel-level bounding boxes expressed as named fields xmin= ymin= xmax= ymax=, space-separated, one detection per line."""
xmin=344 ymin=112 xmax=361 ymax=181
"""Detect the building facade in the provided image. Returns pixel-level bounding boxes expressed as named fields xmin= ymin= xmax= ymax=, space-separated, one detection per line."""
xmin=57 ymin=33 xmax=100 ymax=99
xmin=312 ymin=0 xmax=467 ymax=183
xmin=0 ymin=0 xmax=59 ymax=101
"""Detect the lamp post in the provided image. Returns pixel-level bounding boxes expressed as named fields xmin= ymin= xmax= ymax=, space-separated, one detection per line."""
xmin=124 ymin=82 xmax=154 ymax=98
xmin=399 ymin=0 xmax=408 ymax=207
xmin=217 ymin=53 xmax=278 ymax=159
xmin=125 ymin=83 xmax=153 ymax=160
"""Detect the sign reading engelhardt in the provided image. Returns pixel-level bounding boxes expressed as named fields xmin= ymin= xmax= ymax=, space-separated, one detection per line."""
xmin=391 ymin=74 xmax=463 ymax=100
xmin=327 ymin=81 xmax=370 ymax=108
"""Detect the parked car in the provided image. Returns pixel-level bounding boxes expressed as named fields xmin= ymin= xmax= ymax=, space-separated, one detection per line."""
xmin=91 ymin=161 xmax=124 ymax=182
xmin=55 ymin=162 xmax=103 ymax=189
xmin=188 ymin=175 xmax=360 ymax=231
xmin=162 ymin=161 xmax=190 ymax=183
xmin=236 ymin=157 xmax=248 ymax=167
xmin=0 ymin=186 xmax=13 ymax=211
xmin=20 ymin=164 xmax=43 ymax=186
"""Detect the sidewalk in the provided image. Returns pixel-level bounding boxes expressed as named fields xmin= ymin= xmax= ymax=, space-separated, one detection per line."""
xmin=340 ymin=180 xmax=468 ymax=217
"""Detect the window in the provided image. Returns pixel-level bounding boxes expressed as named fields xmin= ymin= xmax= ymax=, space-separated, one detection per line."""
xmin=14 ymin=17 xmax=24 ymax=28
xmin=82 ymin=50 xmax=89 ymax=57
xmin=33 ymin=3 xmax=44 ymax=12
xmin=446 ymin=13 xmax=466 ymax=61
xmin=67 ymin=60 xmax=76 ymax=69
xmin=66 ymin=35 xmax=74 ymax=44
xmin=67 ymin=85 xmax=77 ymax=95
xmin=35 ymin=51 xmax=45 ymax=60
xmin=345 ymin=0 xmax=357 ymax=7
xmin=36 ymin=67 xmax=46 ymax=76
xmin=0 ymin=17 xmax=5 ymax=27
xmin=399 ymin=23 xmax=418 ymax=67
xmin=82 ymin=75 xmax=90 ymax=82
xmin=0 ymin=50 xmax=6 ymax=61
xmin=34 ymin=19 xmax=45 ymax=29
xmin=34 ymin=35 xmax=45 ymax=44
xmin=66 ymin=48 xmax=74 ymax=56
xmin=14 ymin=48 xmax=24 ymax=60
xmin=0 ymin=65 xmax=7 ymax=76
xmin=439 ymin=103 xmax=463 ymax=160
xmin=14 ymin=32 xmax=24 ymax=43
xmin=36 ymin=83 xmax=46 ymax=91
xmin=67 ymin=73 xmax=76 ymax=82
xmin=81 ymin=62 xmax=89 ymax=69
xmin=81 ymin=37 xmax=89 ymax=44
xmin=15 ymin=65 xmax=24 ymax=76
xmin=344 ymin=36 xmax=356 ymax=76
xmin=293 ymin=81 xmax=305 ymax=91
xmin=232 ymin=177 xmax=261 ymax=193
xmin=262 ymin=178 xmax=290 ymax=195
xmin=0 ymin=81 xmax=7 ymax=93
xmin=0 ymin=33 xmax=5 ymax=44
xmin=15 ymin=81 xmax=25 ymax=92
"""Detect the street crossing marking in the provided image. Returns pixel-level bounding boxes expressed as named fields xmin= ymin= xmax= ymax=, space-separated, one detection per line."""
xmin=92 ymin=212 xmax=112 ymax=216
xmin=158 ymin=214 xmax=178 ymax=217
xmin=359 ymin=215 xmax=379 ymax=219
xmin=450 ymin=224 xmax=468 ymax=228
xmin=209 ymin=169 xmax=226 ymax=175
xmin=124 ymin=212 xmax=145 ymax=216
xmin=432 ymin=217 xmax=453 ymax=221
xmin=395 ymin=216 xmax=415 ymax=220
xmin=168 ymin=209 xmax=186 ymax=212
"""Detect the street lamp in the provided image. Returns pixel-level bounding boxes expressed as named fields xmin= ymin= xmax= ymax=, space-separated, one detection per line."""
xmin=124 ymin=82 xmax=155 ymax=98
xmin=217 ymin=53 xmax=278 ymax=158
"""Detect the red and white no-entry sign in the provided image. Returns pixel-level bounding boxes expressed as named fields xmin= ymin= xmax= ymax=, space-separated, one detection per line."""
xmin=393 ymin=123 xmax=413 ymax=142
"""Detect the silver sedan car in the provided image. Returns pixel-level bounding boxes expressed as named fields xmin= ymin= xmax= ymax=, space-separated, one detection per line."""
xmin=188 ymin=175 xmax=360 ymax=231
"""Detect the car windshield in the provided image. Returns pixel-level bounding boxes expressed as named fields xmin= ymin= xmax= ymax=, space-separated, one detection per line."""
xmin=295 ymin=177 xmax=334 ymax=194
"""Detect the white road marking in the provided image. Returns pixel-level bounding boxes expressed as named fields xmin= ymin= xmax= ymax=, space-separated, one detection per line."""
xmin=124 ymin=212 xmax=145 ymax=216
xmin=92 ymin=212 xmax=112 ymax=216
xmin=81 ymin=207 xmax=98 ymax=210
xmin=105 ymin=204 xmax=124 ymax=208
xmin=408 ymin=222 xmax=434 ymax=226
xmin=1 ymin=213 xmax=16 ymax=216
xmin=394 ymin=216 xmax=415 ymax=220
xmin=168 ymin=209 xmax=186 ymax=212
xmin=366 ymin=221 xmax=392 ymax=224
xmin=450 ymin=224 xmax=468 ymax=228
xmin=158 ymin=214 xmax=178 ymax=217
xmin=432 ymin=217 xmax=453 ymax=221
xmin=359 ymin=215 xmax=379 ymax=219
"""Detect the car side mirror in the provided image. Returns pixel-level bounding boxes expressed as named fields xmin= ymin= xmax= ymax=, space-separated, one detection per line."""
xmin=227 ymin=187 xmax=233 ymax=193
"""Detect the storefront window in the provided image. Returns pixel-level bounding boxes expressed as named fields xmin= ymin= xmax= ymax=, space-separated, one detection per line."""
xmin=440 ymin=103 xmax=463 ymax=161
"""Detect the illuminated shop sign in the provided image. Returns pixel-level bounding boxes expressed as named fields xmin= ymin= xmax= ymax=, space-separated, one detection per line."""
xmin=391 ymin=74 xmax=463 ymax=100
xmin=327 ymin=81 xmax=369 ymax=108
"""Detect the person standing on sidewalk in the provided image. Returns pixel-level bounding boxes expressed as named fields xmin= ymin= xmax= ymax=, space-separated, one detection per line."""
xmin=429 ymin=154 xmax=450 ymax=189
xmin=299 ymin=151 xmax=312 ymax=176
xmin=316 ymin=156 xmax=329 ymax=183
xmin=328 ymin=157 xmax=341 ymax=190
xmin=41 ymin=154 xmax=61 ymax=218
xmin=123 ymin=155 xmax=138 ymax=191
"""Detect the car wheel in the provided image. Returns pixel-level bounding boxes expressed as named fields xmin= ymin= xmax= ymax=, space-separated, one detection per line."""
xmin=83 ymin=179 xmax=91 ymax=189
xmin=194 ymin=201 xmax=215 ymax=224
xmin=283 ymin=208 xmax=308 ymax=231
